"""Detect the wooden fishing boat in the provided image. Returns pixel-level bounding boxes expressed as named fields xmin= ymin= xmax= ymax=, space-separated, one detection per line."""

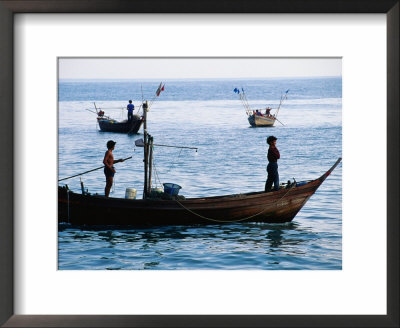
xmin=58 ymin=158 xmax=341 ymax=226
xmin=234 ymin=88 xmax=288 ymax=127
xmin=248 ymin=113 xmax=276 ymax=127
xmin=92 ymin=83 xmax=164 ymax=134
xmin=97 ymin=115 xmax=143 ymax=134
xmin=86 ymin=102 xmax=144 ymax=134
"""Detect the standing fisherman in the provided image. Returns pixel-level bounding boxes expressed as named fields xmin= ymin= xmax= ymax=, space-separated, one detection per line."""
xmin=127 ymin=100 xmax=135 ymax=122
xmin=103 ymin=140 xmax=125 ymax=197
xmin=265 ymin=136 xmax=280 ymax=192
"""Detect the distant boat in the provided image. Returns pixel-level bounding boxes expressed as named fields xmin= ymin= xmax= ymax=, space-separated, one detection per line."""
xmin=90 ymin=83 xmax=166 ymax=134
xmin=97 ymin=114 xmax=143 ymax=134
xmin=88 ymin=103 xmax=143 ymax=134
xmin=248 ymin=112 xmax=276 ymax=127
xmin=234 ymin=88 xmax=289 ymax=127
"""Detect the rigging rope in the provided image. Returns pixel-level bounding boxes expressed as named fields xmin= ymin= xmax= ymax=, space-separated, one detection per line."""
xmin=150 ymin=145 xmax=185 ymax=188
xmin=151 ymin=160 xmax=163 ymax=189
xmin=173 ymin=184 xmax=296 ymax=223
xmin=165 ymin=148 xmax=183 ymax=175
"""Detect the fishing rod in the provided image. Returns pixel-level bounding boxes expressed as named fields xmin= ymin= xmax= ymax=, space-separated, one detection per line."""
xmin=91 ymin=107 xmax=125 ymax=110
xmin=88 ymin=103 xmax=124 ymax=113
xmin=275 ymin=90 xmax=289 ymax=117
xmin=135 ymin=84 xmax=145 ymax=115
xmin=240 ymin=92 xmax=251 ymax=112
xmin=85 ymin=108 xmax=98 ymax=115
xmin=154 ymin=143 xmax=198 ymax=152
xmin=85 ymin=107 xmax=110 ymax=120
xmin=134 ymin=138 xmax=198 ymax=152
xmin=132 ymin=82 xmax=163 ymax=116
xmin=234 ymin=87 xmax=251 ymax=113
xmin=58 ymin=156 xmax=133 ymax=182
xmin=241 ymin=87 xmax=251 ymax=111
xmin=274 ymin=117 xmax=285 ymax=126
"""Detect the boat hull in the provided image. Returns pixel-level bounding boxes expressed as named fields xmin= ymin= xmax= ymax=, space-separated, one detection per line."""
xmin=248 ymin=114 xmax=276 ymax=127
xmin=59 ymin=186 xmax=313 ymax=226
xmin=97 ymin=115 xmax=143 ymax=133
xmin=58 ymin=158 xmax=341 ymax=226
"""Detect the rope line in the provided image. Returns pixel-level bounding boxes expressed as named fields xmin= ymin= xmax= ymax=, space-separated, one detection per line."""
xmin=150 ymin=145 xmax=185 ymax=188
xmin=152 ymin=160 xmax=165 ymax=190
xmin=173 ymin=184 xmax=296 ymax=223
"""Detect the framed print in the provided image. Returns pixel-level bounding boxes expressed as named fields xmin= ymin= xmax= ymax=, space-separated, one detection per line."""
xmin=1 ymin=1 xmax=398 ymax=327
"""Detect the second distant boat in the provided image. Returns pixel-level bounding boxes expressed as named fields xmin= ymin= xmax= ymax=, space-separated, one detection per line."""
xmin=234 ymin=88 xmax=289 ymax=127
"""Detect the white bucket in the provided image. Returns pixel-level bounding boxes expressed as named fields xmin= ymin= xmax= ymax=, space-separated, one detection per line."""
xmin=125 ymin=188 xmax=137 ymax=199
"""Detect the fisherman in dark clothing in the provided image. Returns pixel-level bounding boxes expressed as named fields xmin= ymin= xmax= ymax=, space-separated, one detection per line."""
xmin=265 ymin=136 xmax=280 ymax=192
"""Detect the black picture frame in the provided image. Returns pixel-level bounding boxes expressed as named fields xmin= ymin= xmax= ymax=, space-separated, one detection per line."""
xmin=0 ymin=1 xmax=398 ymax=327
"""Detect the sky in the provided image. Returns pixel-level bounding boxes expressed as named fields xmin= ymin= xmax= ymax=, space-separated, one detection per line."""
xmin=58 ymin=58 xmax=341 ymax=80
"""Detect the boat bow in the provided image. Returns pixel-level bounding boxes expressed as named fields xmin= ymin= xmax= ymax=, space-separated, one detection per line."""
xmin=318 ymin=157 xmax=342 ymax=183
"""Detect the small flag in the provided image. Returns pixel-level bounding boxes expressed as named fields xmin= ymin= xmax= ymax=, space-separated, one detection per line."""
xmin=156 ymin=83 xmax=165 ymax=96
xmin=285 ymin=89 xmax=289 ymax=94
xmin=233 ymin=88 xmax=239 ymax=94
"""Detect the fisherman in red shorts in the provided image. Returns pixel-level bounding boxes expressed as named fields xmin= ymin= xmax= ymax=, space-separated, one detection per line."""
xmin=103 ymin=140 xmax=124 ymax=197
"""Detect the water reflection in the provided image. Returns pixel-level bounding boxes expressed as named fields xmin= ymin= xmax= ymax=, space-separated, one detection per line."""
xmin=266 ymin=229 xmax=284 ymax=248
xmin=61 ymin=222 xmax=306 ymax=244
xmin=58 ymin=220 xmax=329 ymax=270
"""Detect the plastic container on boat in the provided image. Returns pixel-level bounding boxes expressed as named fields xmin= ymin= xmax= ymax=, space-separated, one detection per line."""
xmin=163 ymin=183 xmax=182 ymax=196
xmin=125 ymin=188 xmax=137 ymax=199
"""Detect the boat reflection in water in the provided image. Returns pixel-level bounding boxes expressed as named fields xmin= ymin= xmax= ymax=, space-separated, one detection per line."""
xmin=58 ymin=221 xmax=327 ymax=269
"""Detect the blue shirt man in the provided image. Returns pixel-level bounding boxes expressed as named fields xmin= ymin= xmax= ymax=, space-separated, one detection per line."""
xmin=127 ymin=100 xmax=135 ymax=122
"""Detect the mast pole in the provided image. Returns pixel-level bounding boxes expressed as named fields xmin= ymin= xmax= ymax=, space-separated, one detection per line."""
xmin=275 ymin=94 xmax=284 ymax=117
xmin=148 ymin=136 xmax=154 ymax=195
xmin=143 ymin=101 xmax=148 ymax=199
xmin=275 ymin=90 xmax=288 ymax=118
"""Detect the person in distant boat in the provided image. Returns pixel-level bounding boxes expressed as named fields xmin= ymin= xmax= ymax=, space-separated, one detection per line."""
xmin=127 ymin=100 xmax=135 ymax=122
xmin=256 ymin=110 xmax=262 ymax=116
xmin=103 ymin=140 xmax=125 ymax=198
xmin=265 ymin=136 xmax=280 ymax=192
xmin=265 ymin=107 xmax=271 ymax=116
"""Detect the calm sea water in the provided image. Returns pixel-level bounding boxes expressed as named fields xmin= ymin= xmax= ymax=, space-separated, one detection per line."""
xmin=58 ymin=77 xmax=342 ymax=270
